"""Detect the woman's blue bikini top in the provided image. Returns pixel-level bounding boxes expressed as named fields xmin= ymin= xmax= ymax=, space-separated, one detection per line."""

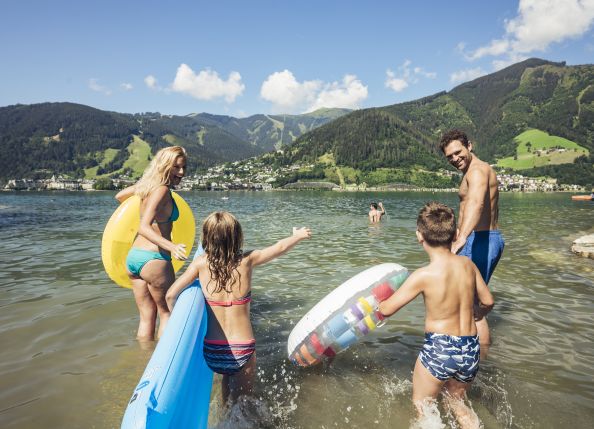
xmin=153 ymin=191 xmax=179 ymax=224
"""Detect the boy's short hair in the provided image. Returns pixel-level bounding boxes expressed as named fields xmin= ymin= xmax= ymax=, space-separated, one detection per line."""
xmin=439 ymin=129 xmax=469 ymax=153
xmin=417 ymin=202 xmax=456 ymax=247
xmin=370 ymin=202 xmax=378 ymax=209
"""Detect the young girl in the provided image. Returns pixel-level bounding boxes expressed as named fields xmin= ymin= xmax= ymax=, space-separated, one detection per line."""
xmin=166 ymin=211 xmax=311 ymax=404
xmin=115 ymin=146 xmax=189 ymax=340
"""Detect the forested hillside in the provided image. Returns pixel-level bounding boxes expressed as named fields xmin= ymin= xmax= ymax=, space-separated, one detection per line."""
xmin=2 ymin=58 xmax=592 ymax=185
xmin=282 ymin=58 xmax=594 ymax=186
xmin=0 ymin=103 xmax=348 ymax=180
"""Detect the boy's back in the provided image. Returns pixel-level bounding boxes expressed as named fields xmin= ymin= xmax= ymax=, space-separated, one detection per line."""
xmin=420 ymin=252 xmax=479 ymax=337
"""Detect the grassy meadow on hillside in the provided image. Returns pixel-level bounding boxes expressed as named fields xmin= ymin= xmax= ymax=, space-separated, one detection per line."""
xmin=496 ymin=129 xmax=589 ymax=170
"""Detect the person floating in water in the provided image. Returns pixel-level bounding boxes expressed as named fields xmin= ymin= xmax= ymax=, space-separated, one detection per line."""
xmin=379 ymin=202 xmax=494 ymax=429
xmin=368 ymin=201 xmax=386 ymax=223
xmin=439 ymin=129 xmax=504 ymax=351
xmin=115 ymin=146 xmax=188 ymax=340
xmin=167 ymin=211 xmax=311 ymax=406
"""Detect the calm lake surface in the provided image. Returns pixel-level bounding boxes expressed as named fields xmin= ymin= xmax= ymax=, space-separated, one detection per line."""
xmin=0 ymin=191 xmax=592 ymax=428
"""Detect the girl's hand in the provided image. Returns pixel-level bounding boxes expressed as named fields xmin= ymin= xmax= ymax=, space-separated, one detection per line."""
xmin=166 ymin=294 xmax=177 ymax=311
xmin=293 ymin=227 xmax=312 ymax=240
xmin=172 ymin=243 xmax=187 ymax=260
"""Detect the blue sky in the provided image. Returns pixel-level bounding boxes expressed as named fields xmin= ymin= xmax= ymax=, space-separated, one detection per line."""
xmin=1 ymin=0 xmax=593 ymax=117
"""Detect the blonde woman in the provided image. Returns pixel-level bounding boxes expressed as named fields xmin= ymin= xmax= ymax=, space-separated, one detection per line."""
xmin=115 ymin=146 xmax=189 ymax=340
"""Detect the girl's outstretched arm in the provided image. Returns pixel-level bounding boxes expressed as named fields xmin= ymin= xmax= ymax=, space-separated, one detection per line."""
xmin=249 ymin=227 xmax=311 ymax=266
xmin=166 ymin=259 xmax=200 ymax=310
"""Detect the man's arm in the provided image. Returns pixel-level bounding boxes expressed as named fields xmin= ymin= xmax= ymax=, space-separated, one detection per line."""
xmin=474 ymin=265 xmax=494 ymax=321
xmin=379 ymin=202 xmax=386 ymax=216
xmin=452 ymin=168 xmax=488 ymax=254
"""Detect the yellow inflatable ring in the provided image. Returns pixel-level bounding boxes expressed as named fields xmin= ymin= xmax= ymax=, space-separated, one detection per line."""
xmin=101 ymin=192 xmax=195 ymax=288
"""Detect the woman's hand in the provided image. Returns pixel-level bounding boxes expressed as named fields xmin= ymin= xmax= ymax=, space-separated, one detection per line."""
xmin=172 ymin=243 xmax=187 ymax=260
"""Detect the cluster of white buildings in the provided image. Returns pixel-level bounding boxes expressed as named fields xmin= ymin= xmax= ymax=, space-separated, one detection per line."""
xmin=3 ymin=175 xmax=96 ymax=191
xmin=497 ymin=173 xmax=585 ymax=192
xmin=3 ymin=167 xmax=587 ymax=193
xmin=182 ymin=159 xmax=307 ymax=191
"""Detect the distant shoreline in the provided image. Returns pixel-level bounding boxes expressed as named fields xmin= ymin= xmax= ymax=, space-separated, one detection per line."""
xmin=1 ymin=188 xmax=587 ymax=194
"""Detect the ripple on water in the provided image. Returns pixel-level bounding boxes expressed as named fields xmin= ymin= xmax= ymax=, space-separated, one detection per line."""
xmin=0 ymin=191 xmax=593 ymax=428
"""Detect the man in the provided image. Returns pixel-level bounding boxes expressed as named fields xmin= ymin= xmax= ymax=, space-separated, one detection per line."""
xmin=368 ymin=202 xmax=386 ymax=223
xmin=439 ymin=129 xmax=504 ymax=348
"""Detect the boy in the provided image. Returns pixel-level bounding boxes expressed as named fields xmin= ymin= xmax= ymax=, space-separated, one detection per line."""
xmin=379 ymin=202 xmax=494 ymax=428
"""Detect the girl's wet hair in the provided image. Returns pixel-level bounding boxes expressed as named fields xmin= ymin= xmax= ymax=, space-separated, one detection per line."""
xmin=417 ymin=202 xmax=456 ymax=247
xmin=201 ymin=211 xmax=243 ymax=293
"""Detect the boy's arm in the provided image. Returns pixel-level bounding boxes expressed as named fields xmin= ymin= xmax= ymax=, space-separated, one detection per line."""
xmin=115 ymin=185 xmax=136 ymax=203
xmin=166 ymin=259 xmax=200 ymax=310
xmin=474 ymin=266 xmax=494 ymax=321
xmin=379 ymin=202 xmax=386 ymax=215
xmin=378 ymin=270 xmax=424 ymax=317
xmin=249 ymin=227 xmax=311 ymax=266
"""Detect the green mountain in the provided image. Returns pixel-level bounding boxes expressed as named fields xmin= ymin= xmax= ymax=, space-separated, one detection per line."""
xmin=191 ymin=108 xmax=352 ymax=151
xmin=0 ymin=103 xmax=349 ymax=180
xmin=282 ymin=58 xmax=594 ymax=186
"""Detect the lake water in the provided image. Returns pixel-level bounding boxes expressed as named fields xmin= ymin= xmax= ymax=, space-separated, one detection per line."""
xmin=0 ymin=191 xmax=592 ymax=428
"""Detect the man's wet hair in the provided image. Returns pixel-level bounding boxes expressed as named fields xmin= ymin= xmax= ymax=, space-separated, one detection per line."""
xmin=417 ymin=202 xmax=456 ymax=247
xmin=439 ymin=129 xmax=470 ymax=153
xmin=370 ymin=202 xmax=378 ymax=209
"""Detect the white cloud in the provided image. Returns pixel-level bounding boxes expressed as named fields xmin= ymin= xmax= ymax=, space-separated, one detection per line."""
xmin=171 ymin=64 xmax=245 ymax=103
xmin=88 ymin=78 xmax=111 ymax=95
xmin=308 ymin=74 xmax=368 ymax=112
xmin=260 ymin=70 xmax=321 ymax=113
xmin=385 ymin=60 xmax=437 ymax=93
xmin=450 ymin=67 xmax=487 ymax=83
xmin=465 ymin=0 xmax=594 ymax=63
xmin=260 ymin=70 xmax=367 ymax=113
xmin=120 ymin=83 xmax=133 ymax=91
xmin=385 ymin=70 xmax=409 ymax=92
xmin=144 ymin=75 xmax=159 ymax=90
xmin=414 ymin=67 xmax=437 ymax=79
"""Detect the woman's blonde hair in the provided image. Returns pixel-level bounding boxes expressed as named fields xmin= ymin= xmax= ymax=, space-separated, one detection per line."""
xmin=201 ymin=211 xmax=243 ymax=294
xmin=134 ymin=146 xmax=187 ymax=199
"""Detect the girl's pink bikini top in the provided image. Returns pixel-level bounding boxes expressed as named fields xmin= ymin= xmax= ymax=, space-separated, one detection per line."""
xmin=205 ymin=291 xmax=252 ymax=307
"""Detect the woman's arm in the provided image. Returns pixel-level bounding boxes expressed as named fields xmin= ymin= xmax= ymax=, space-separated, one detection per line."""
xmin=248 ymin=227 xmax=311 ymax=266
xmin=115 ymin=185 xmax=136 ymax=203
xmin=137 ymin=186 xmax=187 ymax=260
xmin=166 ymin=259 xmax=200 ymax=310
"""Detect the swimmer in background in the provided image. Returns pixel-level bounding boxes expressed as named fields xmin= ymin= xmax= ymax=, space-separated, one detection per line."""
xmin=166 ymin=211 xmax=311 ymax=405
xmin=379 ymin=202 xmax=494 ymax=429
xmin=368 ymin=202 xmax=386 ymax=223
xmin=115 ymin=146 xmax=188 ymax=341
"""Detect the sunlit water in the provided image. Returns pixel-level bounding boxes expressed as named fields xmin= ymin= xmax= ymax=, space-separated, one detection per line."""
xmin=0 ymin=191 xmax=592 ymax=428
